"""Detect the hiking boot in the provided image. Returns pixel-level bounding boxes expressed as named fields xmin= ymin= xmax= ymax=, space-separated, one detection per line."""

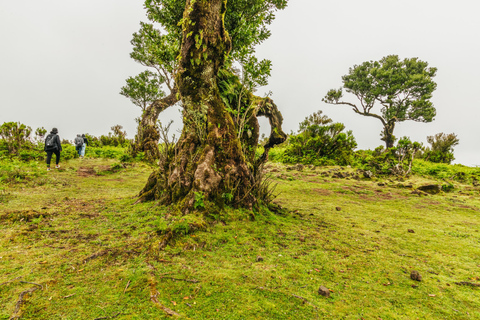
xmin=55 ymin=165 xmax=60 ymax=169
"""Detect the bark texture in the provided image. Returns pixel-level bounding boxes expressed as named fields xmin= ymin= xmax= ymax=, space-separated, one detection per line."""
xmin=381 ymin=120 xmax=396 ymax=149
xmin=131 ymin=90 xmax=179 ymax=162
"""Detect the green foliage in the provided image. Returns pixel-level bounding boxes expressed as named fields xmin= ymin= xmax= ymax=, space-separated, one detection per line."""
xmin=0 ymin=158 xmax=45 ymax=185
xmin=412 ymin=159 xmax=480 ymax=184
xmin=34 ymin=127 xmax=47 ymax=139
xmin=282 ymin=110 xmax=357 ymax=166
xmin=120 ymin=70 xmax=165 ymax=111
xmin=352 ymin=137 xmax=422 ymax=176
xmin=323 ymin=55 xmax=437 ymax=147
xmin=423 ymin=132 xmax=459 ymax=164
xmin=0 ymin=122 xmax=55 ymax=159
xmin=130 ymin=0 xmax=288 ymax=101
xmin=86 ymin=125 xmax=131 ymax=148
xmin=0 ymin=122 xmax=33 ymax=155
xmin=193 ymin=191 xmax=206 ymax=210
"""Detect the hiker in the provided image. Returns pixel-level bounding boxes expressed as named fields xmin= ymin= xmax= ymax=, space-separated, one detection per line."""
xmin=80 ymin=134 xmax=89 ymax=158
xmin=44 ymin=127 xmax=62 ymax=171
xmin=74 ymin=134 xmax=84 ymax=157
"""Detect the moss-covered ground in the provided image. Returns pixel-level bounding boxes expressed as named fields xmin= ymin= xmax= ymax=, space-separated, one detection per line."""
xmin=1 ymin=159 xmax=479 ymax=319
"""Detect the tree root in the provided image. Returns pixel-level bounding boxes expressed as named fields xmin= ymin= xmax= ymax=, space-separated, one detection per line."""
xmin=10 ymin=283 xmax=43 ymax=320
xmin=455 ymin=281 xmax=480 ymax=287
xmin=0 ymin=276 xmax=23 ymax=287
xmin=160 ymin=277 xmax=199 ymax=283
xmin=148 ymin=266 xmax=182 ymax=318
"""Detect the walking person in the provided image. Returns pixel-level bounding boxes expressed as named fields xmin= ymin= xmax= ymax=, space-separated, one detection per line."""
xmin=44 ymin=128 xmax=62 ymax=171
xmin=74 ymin=134 xmax=84 ymax=157
xmin=80 ymin=134 xmax=89 ymax=158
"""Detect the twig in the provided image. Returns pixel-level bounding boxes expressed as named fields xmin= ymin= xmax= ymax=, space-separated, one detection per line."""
xmin=151 ymin=293 xmax=181 ymax=317
xmin=124 ymin=280 xmax=131 ymax=293
xmin=93 ymin=312 xmax=121 ymax=320
xmin=0 ymin=276 xmax=22 ymax=286
xmin=455 ymin=281 xmax=480 ymax=287
xmin=63 ymin=294 xmax=76 ymax=298
xmin=19 ymin=281 xmax=43 ymax=289
xmin=161 ymin=277 xmax=199 ymax=283
xmin=292 ymin=294 xmax=308 ymax=303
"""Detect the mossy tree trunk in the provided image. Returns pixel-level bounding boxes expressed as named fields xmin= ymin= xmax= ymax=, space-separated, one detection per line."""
xmin=139 ymin=0 xmax=266 ymax=211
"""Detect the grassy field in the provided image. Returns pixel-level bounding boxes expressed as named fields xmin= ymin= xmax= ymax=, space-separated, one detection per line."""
xmin=1 ymin=158 xmax=480 ymax=319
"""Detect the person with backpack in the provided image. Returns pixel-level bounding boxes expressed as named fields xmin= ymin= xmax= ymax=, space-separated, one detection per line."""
xmin=80 ymin=134 xmax=89 ymax=158
xmin=74 ymin=134 xmax=84 ymax=157
xmin=44 ymin=128 xmax=62 ymax=171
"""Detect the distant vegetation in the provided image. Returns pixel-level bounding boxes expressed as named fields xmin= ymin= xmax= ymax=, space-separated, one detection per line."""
xmin=0 ymin=122 xmax=137 ymax=163
xmin=1 ymin=118 xmax=473 ymax=187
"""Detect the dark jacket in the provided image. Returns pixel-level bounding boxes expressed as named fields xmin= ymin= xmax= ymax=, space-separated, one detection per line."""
xmin=83 ymin=137 xmax=89 ymax=146
xmin=44 ymin=134 xmax=62 ymax=152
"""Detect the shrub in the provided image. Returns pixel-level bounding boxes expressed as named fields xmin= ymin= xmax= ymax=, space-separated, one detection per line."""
xmin=352 ymin=137 xmax=422 ymax=176
xmin=422 ymin=132 xmax=459 ymax=164
xmin=0 ymin=122 xmax=33 ymax=155
xmin=281 ymin=110 xmax=357 ymax=166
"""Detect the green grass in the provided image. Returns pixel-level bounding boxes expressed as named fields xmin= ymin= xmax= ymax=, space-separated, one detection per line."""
xmin=1 ymin=159 xmax=480 ymax=319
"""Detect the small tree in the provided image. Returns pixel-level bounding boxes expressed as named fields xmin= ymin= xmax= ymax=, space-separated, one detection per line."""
xmin=0 ymin=122 xmax=33 ymax=155
xmin=424 ymin=133 xmax=459 ymax=164
xmin=323 ymin=55 xmax=437 ymax=148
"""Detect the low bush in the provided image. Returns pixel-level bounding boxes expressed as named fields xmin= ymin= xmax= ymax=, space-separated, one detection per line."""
xmin=280 ymin=111 xmax=357 ymax=166
xmin=422 ymin=132 xmax=459 ymax=164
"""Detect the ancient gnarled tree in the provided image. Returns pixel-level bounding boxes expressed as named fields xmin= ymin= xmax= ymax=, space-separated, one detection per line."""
xmin=125 ymin=0 xmax=288 ymax=211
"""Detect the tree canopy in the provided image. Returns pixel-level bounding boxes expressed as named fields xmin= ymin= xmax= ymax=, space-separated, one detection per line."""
xmin=323 ymin=55 xmax=437 ymax=148
xmin=120 ymin=70 xmax=165 ymax=111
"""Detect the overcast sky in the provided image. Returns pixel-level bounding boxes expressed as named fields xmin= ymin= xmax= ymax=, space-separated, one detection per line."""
xmin=1 ymin=1 xmax=479 ymax=165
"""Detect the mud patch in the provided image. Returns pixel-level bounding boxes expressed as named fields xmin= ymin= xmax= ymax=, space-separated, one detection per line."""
xmin=77 ymin=166 xmax=97 ymax=177
xmin=77 ymin=165 xmax=113 ymax=177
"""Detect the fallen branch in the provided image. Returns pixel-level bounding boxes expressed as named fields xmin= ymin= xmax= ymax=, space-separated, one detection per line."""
xmin=10 ymin=284 xmax=43 ymax=319
xmin=455 ymin=282 xmax=480 ymax=287
xmin=160 ymin=277 xmax=199 ymax=283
